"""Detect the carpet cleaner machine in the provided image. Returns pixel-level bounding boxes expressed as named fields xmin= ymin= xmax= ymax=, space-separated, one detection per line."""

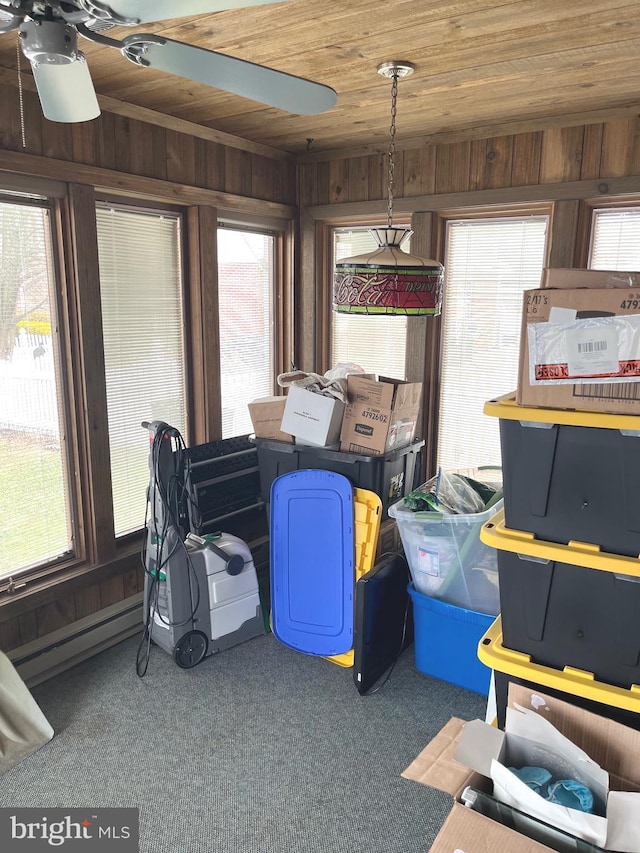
xmin=137 ymin=421 xmax=264 ymax=674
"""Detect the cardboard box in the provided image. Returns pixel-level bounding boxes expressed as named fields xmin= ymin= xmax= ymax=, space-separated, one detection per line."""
xmin=517 ymin=286 xmax=640 ymax=414
xmin=280 ymin=385 xmax=345 ymax=447
xmin=247 ymin=396 xmax=293 ymax=443
xmin=541 ymin=267 xmax=640 ymax=290
xmin=340 ymin=376 xmax=422 ymax=456
xmin=403 ymin=684 xmax=640 ymax=852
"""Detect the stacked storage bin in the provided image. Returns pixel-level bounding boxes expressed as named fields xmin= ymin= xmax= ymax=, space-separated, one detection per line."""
xmin=253 ymin=436 xmax=425 ymax=519
xmin=479 ymin=393 xmax=640 ymax=727
xmin=389 ymin=479 xmax=503 ymax=696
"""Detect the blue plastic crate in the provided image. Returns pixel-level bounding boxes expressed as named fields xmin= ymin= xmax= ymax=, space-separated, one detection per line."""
xmin=408 ymin=583 xmax=493 ymax=696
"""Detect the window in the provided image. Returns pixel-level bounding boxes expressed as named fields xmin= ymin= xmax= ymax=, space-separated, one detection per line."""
xmin=590 ymin=207 xmax=640 ymax=270
xmin=437 ymin=215 xmax=548 ymax=472
xmin=0 ymin=197 xmax=73 ymax=577
xmin=96 ymin=204 xmax=187 ymax=537
xmin=217 ymin=226 xmax=276 ymax=438
xmin=332 ymin=227 xmax=407 ymax=379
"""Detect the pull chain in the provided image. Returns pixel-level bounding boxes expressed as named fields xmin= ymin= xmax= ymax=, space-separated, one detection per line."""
xmin=386 ymin=72 xmax=398 ymax=229
xmin=16 ymin=34 xmax=26 ymax=149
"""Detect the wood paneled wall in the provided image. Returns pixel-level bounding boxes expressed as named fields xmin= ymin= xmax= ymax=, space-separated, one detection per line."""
xmin=0 ymin=86 xmax=296 ymax=204
xmin=298 ymin=118 xmax=640 ymax=208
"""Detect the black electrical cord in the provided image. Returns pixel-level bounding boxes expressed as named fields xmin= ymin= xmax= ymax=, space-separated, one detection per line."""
xmin=136 ymin=424 xmax=202 ymax=678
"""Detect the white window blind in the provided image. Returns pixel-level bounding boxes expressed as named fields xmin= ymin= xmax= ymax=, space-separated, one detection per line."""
xmin=590 ymin=208 xmax=640 ymax=270
xmin=97 ymin=205 xmax=187 ymax=537
xmin=438 ymin=216 xmax=548 ymax=472
xmin=0 ymin=200 xmax=73 ymax=576
xmin=218 ymin=227 xmax=275 ymax=438
xmin=332 ymin=228 xmax=407 ymax=378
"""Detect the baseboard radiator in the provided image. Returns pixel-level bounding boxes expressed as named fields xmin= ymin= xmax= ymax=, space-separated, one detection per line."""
xmin=9 ymin=594 xmax=143 ymax=688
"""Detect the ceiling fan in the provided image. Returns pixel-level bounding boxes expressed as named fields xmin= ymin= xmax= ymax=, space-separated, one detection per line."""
xmin=0 ymin=0 xmax=338 ymax=122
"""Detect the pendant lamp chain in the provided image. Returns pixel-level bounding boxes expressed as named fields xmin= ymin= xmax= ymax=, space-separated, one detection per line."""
xmin=16 ymin=34 xmax=26 ymax=149
xmin=332 ymin=59 xmax=444 ymax=317
xmin=386 ymin=71 xmax=398 ymax=229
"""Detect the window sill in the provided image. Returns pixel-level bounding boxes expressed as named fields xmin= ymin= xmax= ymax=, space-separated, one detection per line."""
xmin=0 ymin=541 xmax=143 ymax=619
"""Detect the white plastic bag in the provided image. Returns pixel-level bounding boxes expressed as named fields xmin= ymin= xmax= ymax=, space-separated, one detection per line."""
xmin=323 ymin=362 xmax=366 ymax=381
xmin=0 ymin=651 xmax=53 ymax=774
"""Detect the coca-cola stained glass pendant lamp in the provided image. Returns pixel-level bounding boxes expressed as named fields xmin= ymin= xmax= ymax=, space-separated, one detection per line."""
xmin=333 ymin=62 xmax=444 ymax=316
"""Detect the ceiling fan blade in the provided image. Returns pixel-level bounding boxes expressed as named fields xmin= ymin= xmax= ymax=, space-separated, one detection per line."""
xmin=122 ymin=36 xmax=337 ymax=115
xmin=105 ymin=0 xmax=288 ymax=25
xmin=31 ymin=59 xmax=101 ymax=123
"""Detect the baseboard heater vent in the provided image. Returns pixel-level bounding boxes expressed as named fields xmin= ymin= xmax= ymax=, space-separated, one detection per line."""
xmin=9 ymin=594 xmax=143 ymax=688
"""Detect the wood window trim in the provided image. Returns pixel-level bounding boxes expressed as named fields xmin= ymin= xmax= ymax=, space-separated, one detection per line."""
xmin=0 ymin=184 xmax=118 ymax=604
xmin=407 ymin=211 xmax=441 ymax=481
xmin=304 ymin=175 xmax=640 ymax=222
xmin=217 ymin=216 xmax=294 ymax=389
xmin=66 ymin=184 xmax=116 ymax=563
xmin=276 ymin=222 xmax=295 ymax=383
xmin=425 ymin=205 xmax=553 ymax=477
xmin=0 ymin=169 xmax=296 ymax=622
xmin=0 ymin=548 xmax=142 ymax=620
xmin=314 ymin=216 xmax=413 ymax=374
xmin=187 ymin=204 xmax=222 ymax=444
xmin=574 ymin=195 xmax=640 ymax=268
xmin=0 ymin=150 xmax=296 ymax=220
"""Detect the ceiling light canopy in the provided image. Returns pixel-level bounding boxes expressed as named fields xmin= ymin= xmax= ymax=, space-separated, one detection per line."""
xmin=333 ymin=61 xmax=444 ymax=316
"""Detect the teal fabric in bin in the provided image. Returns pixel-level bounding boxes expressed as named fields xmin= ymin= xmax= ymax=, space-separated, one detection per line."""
xmin=408 ymin=583 xmax=493 ymax=695
xmin=270 ymin=469 xmax=354 ymax=656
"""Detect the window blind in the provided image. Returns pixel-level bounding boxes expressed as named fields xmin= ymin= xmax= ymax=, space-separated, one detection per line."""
xmin=217 ymin=228 xmax=274 ymax=438
xmin=332 ymin=228 xmax=407 ymax=379
xmin=97 ymin=205 xmax=187 ymax=537
xmin=590 ymin=208 xmax=640 ymax=270
xmin=437 ymin=216 xmax=548 ymax=472
xmin=0 ymin=201 xmax=73 ymax=575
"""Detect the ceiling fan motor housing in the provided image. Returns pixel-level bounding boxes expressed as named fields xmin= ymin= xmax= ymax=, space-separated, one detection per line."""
xmin=20 ymin=19 xmax=79 ymax=65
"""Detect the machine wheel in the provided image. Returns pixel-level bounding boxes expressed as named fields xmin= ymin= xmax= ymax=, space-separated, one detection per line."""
xmin=174 ymin=630 xmax=208 ymax=669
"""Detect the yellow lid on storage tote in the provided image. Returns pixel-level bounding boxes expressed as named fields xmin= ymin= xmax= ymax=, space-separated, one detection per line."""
xmin=478 ymin=615 xmax=640 ymax=715
xmin=325 ymin=487 xmax=382 ymax=668
xmin=484 ymin=392 xmax=640 ymax=431
xmin=480 ymin=509 xmax=640 ymax=579
xmin=483 ymin=393 xmax=640 ymax=559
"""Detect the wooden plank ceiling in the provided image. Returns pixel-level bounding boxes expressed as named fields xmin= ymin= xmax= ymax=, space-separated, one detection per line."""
xmin=0 ymin=0 xmax=639 ymax=156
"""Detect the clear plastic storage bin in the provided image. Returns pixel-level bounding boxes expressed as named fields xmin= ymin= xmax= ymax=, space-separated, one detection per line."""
xmin=388 ymin=498 xmax=503 ymax=615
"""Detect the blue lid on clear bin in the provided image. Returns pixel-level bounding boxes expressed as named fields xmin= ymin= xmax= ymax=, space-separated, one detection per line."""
xmin=270 ymin=469 xmax=355 ymax=656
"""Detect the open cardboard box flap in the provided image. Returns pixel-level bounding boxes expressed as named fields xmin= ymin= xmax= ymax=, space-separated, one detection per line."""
xmin=430 ymin=802 xmax=554 ymax=853
xmin=403 ymin=684 xmax=640 ymax=852
xmin=401 ymin=717 xmax=475 ymax=794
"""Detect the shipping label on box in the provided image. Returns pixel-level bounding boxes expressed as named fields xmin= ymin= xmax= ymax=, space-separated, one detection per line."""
xmin=517 ymin=287 xmax=640 ymax=413
xmin=280 ymin=385 xmax=345 ymax=447
xmin=528 ymin=313 xmax=640 ymax=384
xmin=340 ymin=376 xmax=422 ymax=456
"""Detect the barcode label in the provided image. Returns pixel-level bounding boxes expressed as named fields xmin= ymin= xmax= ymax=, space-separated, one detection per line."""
xmin=577 ymin=340 xmax=608 ymax=354
xmin=574 ymin=383 xmax=640 ymax=401
xmin=565 ymin=324 xmax=619 ymax=377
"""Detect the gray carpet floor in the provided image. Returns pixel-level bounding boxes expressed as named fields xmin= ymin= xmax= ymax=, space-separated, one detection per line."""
xmin=0 ymin=631 xmax=486 ymax=852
